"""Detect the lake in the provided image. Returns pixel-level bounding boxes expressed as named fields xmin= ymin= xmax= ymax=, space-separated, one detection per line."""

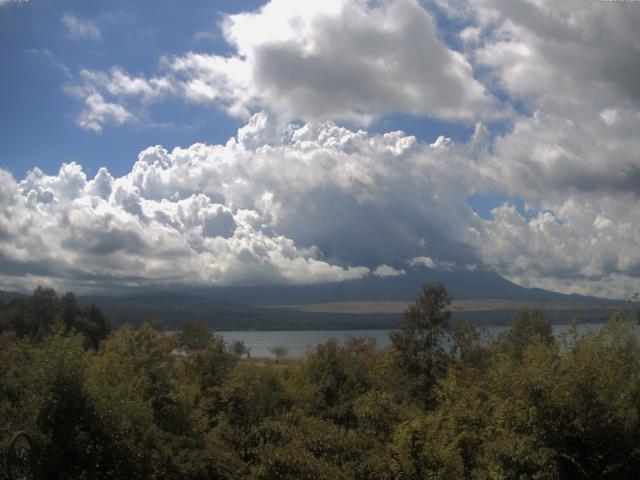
xmin=218 ymin=323 xmax=623 ymax=358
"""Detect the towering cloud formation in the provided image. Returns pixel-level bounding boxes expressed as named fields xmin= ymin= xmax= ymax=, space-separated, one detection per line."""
xmin=0 ymin=118 xmax=482 ymax=292
xmin=3 ymin=109 xmax=640 ymax=298
xmin=448 ymin=0 xmax=640 ymax=298
xmin=4 ymin=0 xmax=640 ymax=298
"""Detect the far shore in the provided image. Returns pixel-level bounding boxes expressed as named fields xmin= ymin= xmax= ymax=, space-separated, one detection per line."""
xmin=263 ymin=298 xmax=606 ymax=315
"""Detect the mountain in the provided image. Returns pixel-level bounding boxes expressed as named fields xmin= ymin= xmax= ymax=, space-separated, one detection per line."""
xmin=77 ymin=268 xmax=619 ymax=330
xmin=79 ymin=292 xmax=401 ymax=331
xmin=0 ymin=290 xmax=27 ymax=303
xmin=1 ymin=268 xmax=619 ymax=331
xmin=181 ymin=268 xmax=595 ymax=305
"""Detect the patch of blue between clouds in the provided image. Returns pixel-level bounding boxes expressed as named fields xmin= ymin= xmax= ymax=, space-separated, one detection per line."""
xmin=421 ymin=0 xmax=470 ymax=53
xmin=368 ymin=113 xmax=476 ymax=144
xmin=0 ymin=0 xmax=265 ymax=179
xmin=422 ymin=0 xmax=532 ymax=131
xmin=467 ymin=192 xmax=539 ymax=221
xmin=79 ymin=103 xmax=244 ymax=179
xmin=473 ymin=63 xmax=532 ymax=119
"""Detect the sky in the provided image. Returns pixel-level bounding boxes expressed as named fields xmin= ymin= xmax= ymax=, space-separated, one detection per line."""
xmin=1 ymin=0 xmax=640 ymax=299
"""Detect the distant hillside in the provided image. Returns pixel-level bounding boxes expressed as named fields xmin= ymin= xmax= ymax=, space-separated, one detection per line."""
xmin=79 ymin=290 xmax=614 ymax=331
xmin=0 ymin=290 xmax=27 ymax=303
xmin=77 ymin=268 xmax=621 ymax=330
xmin=181 ymin=268 xmax=598 ymax=305
xmin=79 ymin=292 xmax=401 ymax=331
xmin=1 ymin=268 xmax=623 ymax=331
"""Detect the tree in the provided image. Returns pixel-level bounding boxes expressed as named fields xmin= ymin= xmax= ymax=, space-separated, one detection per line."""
xmin=268 ymin=345 xmax=289 ymax=361
xmin=230 ymin=339 xmax=251 ymax=358
xmin=59 ymin=292 xmax=111 ymax=349
xmin=178 ymin=320 xmax=213 ymax=350
xmin=390 ymin=283 xmax=451 ymax=408
xmin=82 ymin=304 xmax=111 ymax=349
xmin=297 ymin=337 xmax=375 ymax=427
xmin=60 ymin=291 xmax=79 ymax=326
xmin=8 ymin=287 xmax=60 ymax=340
xmin=186 ymin=335 xmax=237 ymax=404
xmin=498 ymin=307 xmax=553 ymax=360
xmin=30 ymin=287 xmax=60 ymax=336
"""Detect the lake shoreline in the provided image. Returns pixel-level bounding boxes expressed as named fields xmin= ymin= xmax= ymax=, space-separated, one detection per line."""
xmin=218 ymin=322 xmax=633 ymax=358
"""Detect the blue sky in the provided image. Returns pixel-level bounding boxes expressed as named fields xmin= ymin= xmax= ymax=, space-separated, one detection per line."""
xmin=1 ymin=0 xmax=639 ymax=298
xmin=0 ymin=0 xmax=501 ymax=179
xmin=0 ymin=0 xmax=261 ymax=177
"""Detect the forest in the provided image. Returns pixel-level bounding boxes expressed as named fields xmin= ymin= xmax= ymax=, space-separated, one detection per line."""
xmin=1 ymin=284 xmax=640 ymax=479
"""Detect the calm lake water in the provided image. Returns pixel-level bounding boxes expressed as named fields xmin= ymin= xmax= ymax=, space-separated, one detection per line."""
xmin=219 ymin=323 xmax=624 ymax=358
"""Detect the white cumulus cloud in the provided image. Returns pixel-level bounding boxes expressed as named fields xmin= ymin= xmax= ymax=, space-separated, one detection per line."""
xmin=373 ymin=264 xmax=407 ymax=278
xmin=64 ymin=0 xmax=502 ymax=132
xmin=165 ymin=0 xmax=498 ymax=123
xmin=3 ymin=111 xmax=640 ymax=298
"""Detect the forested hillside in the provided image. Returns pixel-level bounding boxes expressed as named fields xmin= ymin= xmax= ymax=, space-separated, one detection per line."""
xmin=1 ymin=285 xmax=640 ymax=479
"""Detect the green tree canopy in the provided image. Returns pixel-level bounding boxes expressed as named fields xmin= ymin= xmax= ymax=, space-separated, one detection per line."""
xmin=177 ymin=320 xmax=213 ymax=350
xmin=390 ymin=283 xmax=451 ymax=407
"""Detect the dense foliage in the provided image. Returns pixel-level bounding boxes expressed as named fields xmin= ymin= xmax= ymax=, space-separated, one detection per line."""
xmin=0 ymin=288 xmax=110 ymax=349
xmin=1 ymin=285 xmax=640 ymax=479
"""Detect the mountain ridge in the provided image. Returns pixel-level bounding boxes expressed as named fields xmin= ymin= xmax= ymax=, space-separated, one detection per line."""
xmin=76 ymin=268 xmax=618 ymax=330
xmin=176 ymin=268 xmax=598 ymax=305
xmin=1 ymin=269 xmax=622 ymax=330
